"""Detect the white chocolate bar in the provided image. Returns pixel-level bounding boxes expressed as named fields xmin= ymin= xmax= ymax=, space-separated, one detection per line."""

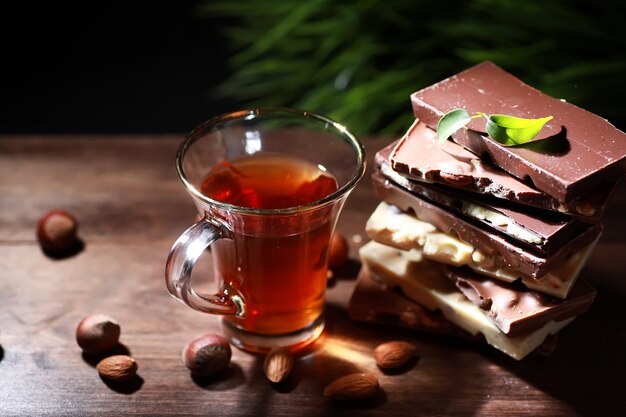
xmin=366 ymin=202 xmax=597 ymax=298
xmin=359 ymin=241 xmax=574 ymax=360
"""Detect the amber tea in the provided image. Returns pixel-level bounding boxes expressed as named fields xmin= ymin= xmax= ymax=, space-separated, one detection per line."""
xmin=200 ymin=154 xmax=338 ymax=209
xmin=200 ymin=154 xmax=339 ymax=336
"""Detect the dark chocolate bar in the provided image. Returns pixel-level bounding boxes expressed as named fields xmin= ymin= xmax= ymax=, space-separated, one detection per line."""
xmin=390 ymin=120 xmax=616 ymax=219
xmin=371 ymin=172 xmax=603 ymax=278
xmin=377 ymin=139 xmax=596 ymax=254
xmin=411 ymin=61 xmax=626 ymax=202
xmin=444 ymin=266 xmax=597 ymax=337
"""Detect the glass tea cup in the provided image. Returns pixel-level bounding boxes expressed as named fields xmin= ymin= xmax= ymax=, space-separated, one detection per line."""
xmin=165 ymin=108 xmax=365 ymax=352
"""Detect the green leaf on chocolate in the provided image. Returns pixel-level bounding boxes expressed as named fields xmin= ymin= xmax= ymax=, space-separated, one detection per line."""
xmin=487 ymin=114 xmax=553 ymax=145
xmin=437 ymin=109 xmax=553 ymax=147
xmin=485 ymin=118 xmax=511 ymax=143
xmin=436 ymin=108 xmax=472 ymax=144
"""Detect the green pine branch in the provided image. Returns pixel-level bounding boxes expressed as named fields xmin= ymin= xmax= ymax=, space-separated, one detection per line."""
xmin=199 ymin=0 xmax=626 ymax=136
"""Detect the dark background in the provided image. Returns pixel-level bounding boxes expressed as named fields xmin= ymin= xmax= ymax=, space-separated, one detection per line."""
xmin=2 ymin=2 xmax=624 ymax=135
xmin=1 ymin=1 xmax=235 ymax=134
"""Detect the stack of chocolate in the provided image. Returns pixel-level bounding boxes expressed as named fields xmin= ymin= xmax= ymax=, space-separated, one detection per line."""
xmin=349 ymin=62 xmax=626 ymax=360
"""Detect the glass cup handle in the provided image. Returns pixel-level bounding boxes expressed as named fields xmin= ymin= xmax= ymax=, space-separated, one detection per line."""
xmin=165 ymin=219 xmax=245 ymax=317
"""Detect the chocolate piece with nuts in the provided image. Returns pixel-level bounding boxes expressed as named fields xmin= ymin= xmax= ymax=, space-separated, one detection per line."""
xmin=379 ymin=138 xmax=602 ymax=254
xmin=371 ymin=173 xmax=602 ymax=279
xmin=444 ymin=266 xmax=597 ymax=337
xmin=390 ymin=120 xmax=616 ymax=219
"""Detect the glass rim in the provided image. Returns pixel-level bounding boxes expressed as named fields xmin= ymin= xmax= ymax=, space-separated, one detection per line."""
xmin=176 ymin=107 xmax=366 ymax=215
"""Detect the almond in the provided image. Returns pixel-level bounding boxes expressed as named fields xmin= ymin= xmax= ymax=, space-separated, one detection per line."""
xmin=374 ymin=341 xmax=417 ymax=369
xmin=323 ymin=373 xmax=379 ymax=401
xmin=263 ymin=347 xmax=294 ymax=383
xmin=96 ymin=355 xmax=137 ymax=382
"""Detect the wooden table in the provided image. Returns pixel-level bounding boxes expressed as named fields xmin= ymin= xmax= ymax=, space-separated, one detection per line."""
xmin=1 ymin=135 xmax=625 ymax=417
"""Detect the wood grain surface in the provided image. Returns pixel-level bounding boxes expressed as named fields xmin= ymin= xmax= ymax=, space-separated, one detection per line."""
xmin=1 ymin=135 xmax=625 ymax=417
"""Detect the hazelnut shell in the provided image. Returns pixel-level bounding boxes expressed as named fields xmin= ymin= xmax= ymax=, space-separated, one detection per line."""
xmin=182 ymin=333 xmax=232 ymax=376
xmin=76 ymin=314 xmax=121 ymax=354
xmin=37 ymin=209 xmax=79 ymax=252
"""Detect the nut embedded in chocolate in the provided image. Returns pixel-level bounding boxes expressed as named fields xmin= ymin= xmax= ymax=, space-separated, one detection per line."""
xmin=444 ymin=265 xmax=597 ymax=336
xmin=371 ymin=172 xmax=602 ymax=279
xmin=387 ymin=121 xmax=615 ymax=220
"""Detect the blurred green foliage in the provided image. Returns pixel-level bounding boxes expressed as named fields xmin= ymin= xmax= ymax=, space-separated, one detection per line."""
xmin=200 ymin=0 xmax=626 ymax=136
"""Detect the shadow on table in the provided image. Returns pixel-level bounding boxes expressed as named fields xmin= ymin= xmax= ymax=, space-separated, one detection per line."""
xmin=312 ymin=248 xmax=625 ymax=415
xmin=486 ymin=288 xmax=626 ymax=417
xmin=79 ymin=343 xmax=144 ymax=394
xmin=245 ymin=325 xmax=390 ymax=410
xmin=191 ymin=363 xmax=247 ymax=391
xmin=326 ymin=259 xmax=361 ymax=289
xmin=40 ymin=238 xmax=85 ymax=260
xmin=100 ymin=374 xmax=144 ymax=394
xmin=81 ymin=342 xmax=131 ymax=367
xmin=303 ymin=303 xmax=487 ymax=414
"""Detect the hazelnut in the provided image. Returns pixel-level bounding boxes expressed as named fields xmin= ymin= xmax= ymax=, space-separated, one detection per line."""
xmin=328 ymin=232 xmax=349 ymax=268
xmin=182 ymin=333 xmax=231 ymax=376
xmin=96 ymin=355 xmax=138 ymax=382
xmin=575 ymin=201 xmax=597 ymax=217
xmin=37 ymin=209 xmax=79 ymax=253
xmin=76 ymin=314 xmax=121 ymax=354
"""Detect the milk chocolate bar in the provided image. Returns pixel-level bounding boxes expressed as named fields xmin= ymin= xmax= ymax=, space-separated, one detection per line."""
xmin=389 ymin=120 xmax=616 ymax=218
xmin=372 ymin=173 xmax=602 ymax=278
xmin=444 ymin=266 xmax=596 ymax=337
xmin=349 ymin=266 xmax=559 ymax=356
xmin=377 ymin=140 xmax=595 ymax=254
xmin=410 ymin=61 xmax=626 ymax=202
xmin=359 ymin=241 xmax=573 ymax=360
xmin=366 ymin=202 xmax=597 ymax=298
